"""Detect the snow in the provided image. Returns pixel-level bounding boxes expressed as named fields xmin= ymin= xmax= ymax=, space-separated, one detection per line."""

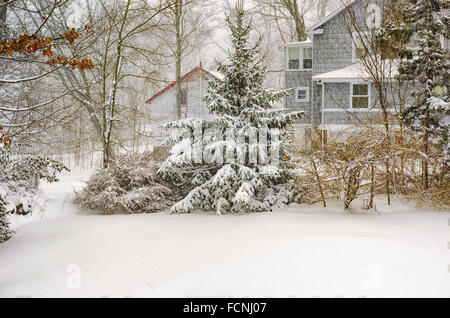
xmin=312 ymin=61 xmax=399 ymax=81
xmin=0 ymin=169 xmax=449 ymax=298
xmin=282 ymin=39 xmax=313 ymax=47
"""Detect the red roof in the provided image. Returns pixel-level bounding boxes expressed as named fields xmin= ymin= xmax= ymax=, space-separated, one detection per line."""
xmin=145 ymin=66 xmax=221 ymax=104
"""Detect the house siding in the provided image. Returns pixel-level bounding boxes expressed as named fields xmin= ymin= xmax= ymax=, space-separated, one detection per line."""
xmin=320 ymin=82 xmax=378 ymax=125
xmin=310 ymin=0 xmax=386 ymax=127
xmin=146 ymin=73 xmax=214 ymax=146
xmin=322 ymin=110 xmax=382 ymax=125
xmin=283 ymin=0 xmax=415 ymax=146
xmin=312 ymin=15 xmax=353 ymax=78
xmin=285 ymin=70 xmax=312 ymax=124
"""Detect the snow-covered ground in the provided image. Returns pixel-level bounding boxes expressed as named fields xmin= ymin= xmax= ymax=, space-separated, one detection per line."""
xmin=0 ymin=169 xmax=449 ymax=298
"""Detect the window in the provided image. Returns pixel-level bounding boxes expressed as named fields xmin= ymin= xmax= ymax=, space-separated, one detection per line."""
xmin=295 ymin=86 xmax=310 ymax=103
xmin=351 ymin=83 xmax=369 ymax=108
xmin=303 ymin=47 xmax=312 ymax=70
xmin=287 ymin=46 xmax=312 ymax=70
xmin=288 ymin=47 xmax=300 ymax=70
xmin=353 ymin=33 xmax=369 ymax=61
xmin=180 ymin=88 xmax=187 ymax=107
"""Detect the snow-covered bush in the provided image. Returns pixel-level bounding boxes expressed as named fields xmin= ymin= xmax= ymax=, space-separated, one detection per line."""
xmin=74 ymin=152 xmax=183 ymax=214
xmin=293 ymin=123 xmax=450 ymax=210
xmin=0 ymin=195 xmax=13 ymax=243
xmin=0 ymin=147 xmax=69 ymax=215
xmin=0 ymin=124 xmax=68 ymax=216
xmin=0 ymin=125 xmax=67 ymax=242
xmin=159 ymin=9 xmax=303 ymax=214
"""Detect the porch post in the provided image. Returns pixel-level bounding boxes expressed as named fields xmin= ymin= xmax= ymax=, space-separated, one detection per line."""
xmin=321 ymin=81 xmax=325 ymax=148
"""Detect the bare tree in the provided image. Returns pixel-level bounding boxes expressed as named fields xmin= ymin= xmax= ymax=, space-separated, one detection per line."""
xmin=252 ymin=0 xmax=317 ymax=42
xmin=13 ymin=0 xmax=173 ymax=166
xmin=0 ymin=0 xmax=95 ymax=156
xmin=156 ymin=0 xmax=214 ymax=120
xmin=316 ymin=0 xmax=330 ymax=19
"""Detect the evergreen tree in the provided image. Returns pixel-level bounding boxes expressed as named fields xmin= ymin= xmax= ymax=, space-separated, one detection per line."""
xmin=159 ymin=8 xmax=304 ymax=214
xmin=0 ymin=195 xmax=13 ymax=243
xmin=380 ymin=0 xmax=449 ymax=185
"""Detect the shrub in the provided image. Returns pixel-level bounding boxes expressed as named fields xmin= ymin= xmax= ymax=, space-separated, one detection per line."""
xmin=0 ymin=147 xmax=69 ymax=215
xmin=0 ymin=195 xmax=13 ymax=243
xmin=292 ymin=124 xmax=449 ymax=210
xmin=73 ymin=152 xmax=183 ymax=214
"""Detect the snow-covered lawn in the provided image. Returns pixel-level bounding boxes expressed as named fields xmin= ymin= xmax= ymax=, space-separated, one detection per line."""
xmin=0 ymin=170 xmax=449 ymax=298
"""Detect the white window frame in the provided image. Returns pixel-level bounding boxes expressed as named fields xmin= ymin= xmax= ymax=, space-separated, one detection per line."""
xmin=352 ymin=32 xmax=370 ymax=62
xmin=302 ymin=47 xmax=313 ymax=70
xmin=350 ymin=82 xmax=371 ymax=109
xmin=287 ymin=46 xmax=300 ymax=71
xmin=286 ymin=45 xmax=313 ymax=71
xmin=295 ymin=86 xmax=310 ymax=103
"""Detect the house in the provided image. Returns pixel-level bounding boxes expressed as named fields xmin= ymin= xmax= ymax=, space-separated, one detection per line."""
xmin=283 ymin=0 xmax=403 ymax=146
xmin=144 ymin=65 xmax=221 ymax=146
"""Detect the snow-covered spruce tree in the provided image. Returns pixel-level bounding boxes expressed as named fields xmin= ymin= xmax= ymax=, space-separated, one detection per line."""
xmin=380 ymin=0 xmax=449 ymax=180
xmin=0 ymin=195 xmax=13 ymax=243
xmin=159 ymin=9 xmax=304 ymax=214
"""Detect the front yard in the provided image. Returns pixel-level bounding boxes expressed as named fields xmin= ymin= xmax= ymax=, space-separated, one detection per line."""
xmin=0 ymin=170 xmax=448 ymax=298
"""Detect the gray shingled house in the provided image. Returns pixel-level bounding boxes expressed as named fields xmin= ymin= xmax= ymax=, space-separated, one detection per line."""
xmin=282 ymin=0 xmax=398 ymax=146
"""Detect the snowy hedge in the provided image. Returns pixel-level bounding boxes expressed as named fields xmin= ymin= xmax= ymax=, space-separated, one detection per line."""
xmin=0 ymin=147 xmax=68 ymax=243
xmin=0 ymin=195 xmax=13 ymax=243
xmin=73 ymin=152 xmax=183 ymax=214
xmin=0 ymin=147 xmax=69 ymax=215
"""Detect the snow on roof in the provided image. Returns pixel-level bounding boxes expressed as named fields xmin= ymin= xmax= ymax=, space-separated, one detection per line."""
xmin=312 ymin=61 xmax=398 ymax=81
xmin=280 ymin=39 xmax=312 ymax=48
xmin=145 ymin=66 xmax=222 ymax=104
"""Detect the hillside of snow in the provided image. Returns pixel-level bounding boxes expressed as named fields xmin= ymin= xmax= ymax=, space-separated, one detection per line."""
xmin=0 ymin=170 xmax=449 ymax=298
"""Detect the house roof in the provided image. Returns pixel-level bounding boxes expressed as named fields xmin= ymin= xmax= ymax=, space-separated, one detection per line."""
xmin=313 ymin=63 xmax=367 ymax=81
xmin=307 ymin=0 xmax=357 ymax=33
xmin=312 ymin=61 xmax=398 ymax=81
xmin=145 ymin=66 xmax=221 ymax=104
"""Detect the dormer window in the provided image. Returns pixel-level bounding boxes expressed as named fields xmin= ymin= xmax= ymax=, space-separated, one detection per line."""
xmin=287 ymin=46 xmax=313 ymax=71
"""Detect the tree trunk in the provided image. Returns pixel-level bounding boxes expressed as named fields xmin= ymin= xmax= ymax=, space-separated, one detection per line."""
xmin=422 ymin=126 xmax=429 ymax=190
xmin=103 ymin=0 xmax=131 ymax=167
xmin=376 ymin=83 xmax=392 ymax=206
xmin=344 ymin=168 xmax=361 ymax=209
xmin=282 ymin=0 xmax=306 ymax=42
xmin=317 ymin=0 xmax=329 ymax=19
xmin=422 ymin=99 xmax=430 ymax=190
xmin=311 ymin=158 xmax=326 ymax=207
xmin=175 ymin=0 xmax=182 ymax=120
xmin=385 ymin=162 xmax=391 ymax=205
xmin=369 ymin=165 xmax=374 ymax=209
xmin=0 ymin=0 xmax=7 ymax=39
